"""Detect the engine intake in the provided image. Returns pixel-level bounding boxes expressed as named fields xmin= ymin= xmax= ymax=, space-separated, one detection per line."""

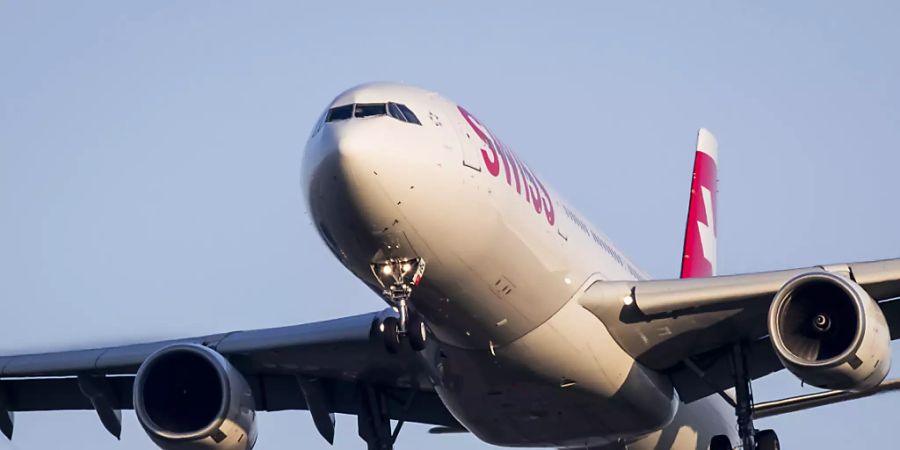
xmin=134 ymin=344 xmax=258 ymax=450
xmin=768 ymin=271 xmax=891 ymax=391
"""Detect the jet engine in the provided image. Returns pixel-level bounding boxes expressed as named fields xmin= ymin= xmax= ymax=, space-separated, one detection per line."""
xmin=133 ymin=344 xmax=258 ymax=450
xmin=768 ymin=271 xmax=891 ymax=391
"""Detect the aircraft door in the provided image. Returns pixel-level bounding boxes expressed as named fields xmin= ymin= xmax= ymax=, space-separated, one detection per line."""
xmin=449 ymin=107 xmax=483 ymax=172
xmin=556 ymin=200 xmax=570 ymax=242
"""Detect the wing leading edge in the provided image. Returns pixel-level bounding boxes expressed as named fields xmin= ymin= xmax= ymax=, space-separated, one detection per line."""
xmin=0 ymin=311 xmax=460 ymax=441
xmin=579 ymin=258 xmax=900 ymax=402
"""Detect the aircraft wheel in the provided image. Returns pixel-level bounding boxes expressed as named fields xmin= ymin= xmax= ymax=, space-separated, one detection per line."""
xmin=408 ymin=316 xmax=428 ymax=351
xmin=709 ymin=434 xmax=732 ymax=450
xmin=381 ymin=317 xmax=402 ymax=354
xmin=756 ymin=429 xmax=780 ymax=450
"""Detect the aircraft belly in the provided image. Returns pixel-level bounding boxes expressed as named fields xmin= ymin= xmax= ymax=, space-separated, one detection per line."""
xmin=434 ymin=298 xmax=678 ymax=448
xmin=580 ymin=397 xmax=736 ymax=450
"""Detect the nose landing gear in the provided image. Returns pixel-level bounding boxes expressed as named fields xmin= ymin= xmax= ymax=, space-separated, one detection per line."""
xmin=371 ymin=258 xmax=428 ymax=353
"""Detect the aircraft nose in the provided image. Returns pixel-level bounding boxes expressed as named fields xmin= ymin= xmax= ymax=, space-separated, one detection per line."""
xmin=302 ymin=121 xmax=397 ymax=221
xmin=303 ymin=123 xmax=377 ymax=192
xmin=302 ymin=121 xmax=406 ymax=267
xmin=332 ymin=126 xmax=377 ymax=168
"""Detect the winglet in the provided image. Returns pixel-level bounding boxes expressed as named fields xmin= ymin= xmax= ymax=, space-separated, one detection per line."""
xmin=680 ymin=128 xmax=718 ymax=278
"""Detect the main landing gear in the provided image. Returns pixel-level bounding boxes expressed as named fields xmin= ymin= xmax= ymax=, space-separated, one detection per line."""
xmin=371 ymin=258 xmax=428 ymax=354
xmin=711 ymin=344 xmax=780 ymax=450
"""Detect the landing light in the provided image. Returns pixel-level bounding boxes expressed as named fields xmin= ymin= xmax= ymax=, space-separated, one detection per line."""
xmin=623 ymin=295 xmax=634 ymax=306
xmin=402 ymin=263 xmax=412 ymax=273
xmin=382 ymin=265 xmax=393 ymax=275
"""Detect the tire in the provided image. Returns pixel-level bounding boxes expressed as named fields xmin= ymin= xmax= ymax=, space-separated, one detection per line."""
xmin=381 ymin=317 xmax=402 ymax=354
xmin=756 ymin=429 xmax=780 ymax=450
xmin=408 ymin=316 xmax=428 ymax=351
xmin=709 ymin=435 xmax=732 ymax=450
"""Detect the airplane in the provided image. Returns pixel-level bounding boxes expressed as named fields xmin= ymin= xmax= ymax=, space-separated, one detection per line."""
xmin=1 ymin=82 xmax=899 ymax=450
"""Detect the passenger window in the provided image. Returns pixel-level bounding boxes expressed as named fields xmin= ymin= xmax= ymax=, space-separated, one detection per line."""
xmin=397 ymin=104 xmax=421 ymax=125
xmin=326 ymin=104 xmax=353 ymax=122
xmin=354 ymin=103 xmax=387 ymax=118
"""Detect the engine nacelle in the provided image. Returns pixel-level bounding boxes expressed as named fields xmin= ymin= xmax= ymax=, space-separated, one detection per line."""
xmin=768 ymin=271 xmax=891 ymax=391
xmin=134 ymin=344 xmax=258 ymax=450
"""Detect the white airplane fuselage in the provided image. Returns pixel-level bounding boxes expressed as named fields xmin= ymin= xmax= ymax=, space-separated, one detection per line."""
xmin=303 ymin=83 xmax=737 ymax=449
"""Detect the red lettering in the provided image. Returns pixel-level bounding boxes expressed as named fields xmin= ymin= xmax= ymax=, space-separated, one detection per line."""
xmin=505 ymin=142 xmax=522 ymax=194
xmin=457 ymin=105 xmax=555 ymax=227
xmin=480 ymin=146 xmax=500 ymax=176
xmin=459 ymin=106 xmax=501 ymax=176
xmin=519 ymin=156 xmax=532 ymax=204
xmin=495 ymin=141 xmax=512 ymax=186
xmin=521 ymin=166 xmax=543 ymax=214
xmin=536 ymin=178 xmax=555 ymax=226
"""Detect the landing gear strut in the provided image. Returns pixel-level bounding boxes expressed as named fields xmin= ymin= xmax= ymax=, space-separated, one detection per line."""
xmin=356 ymin=384 xmax=419 ymax=450
xmin=731 ymin=343 xmax=780 ymax=450
xmin=357 ymin=385 xmax=392 ymax=450
xmin=371 ymin=258 xmax=428 ymax=353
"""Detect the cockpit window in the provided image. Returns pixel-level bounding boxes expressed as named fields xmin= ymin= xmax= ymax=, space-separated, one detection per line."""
xmin=354 ymin=103 xmax=387 ymax=118
xmin=326 ymin=104 xmax=353 ymax=122
xmin=309 ymin=108 xmax=327 ymax=137
xmin=388 ymin=103 xmax=405 ymax=121
xmin=324 ymin=102 xmax=421 ymax=125
xmin=395 ymin=104 xmax=421 ymax=125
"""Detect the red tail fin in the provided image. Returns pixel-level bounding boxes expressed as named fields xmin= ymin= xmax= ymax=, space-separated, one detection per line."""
xmin=680 ymin=128 xmax=718 ymax=278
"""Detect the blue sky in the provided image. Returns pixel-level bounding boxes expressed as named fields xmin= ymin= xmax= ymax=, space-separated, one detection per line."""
xmin=1 ymin=1 xmax=899 ymax=449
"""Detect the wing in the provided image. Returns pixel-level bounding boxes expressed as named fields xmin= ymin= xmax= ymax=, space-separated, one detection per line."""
xmin=0 ymin=310 xmax=460 ymax=442
xmin=579 ymin=258 xmax=900 ymax=402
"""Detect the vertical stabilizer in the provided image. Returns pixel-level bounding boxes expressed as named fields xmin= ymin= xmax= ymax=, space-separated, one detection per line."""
xmin=680 ymin=128 xmax=718 ymax=278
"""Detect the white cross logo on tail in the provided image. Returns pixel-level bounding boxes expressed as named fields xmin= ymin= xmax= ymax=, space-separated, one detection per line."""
xmin=698 ymin=186 xmax=717 ymax=275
